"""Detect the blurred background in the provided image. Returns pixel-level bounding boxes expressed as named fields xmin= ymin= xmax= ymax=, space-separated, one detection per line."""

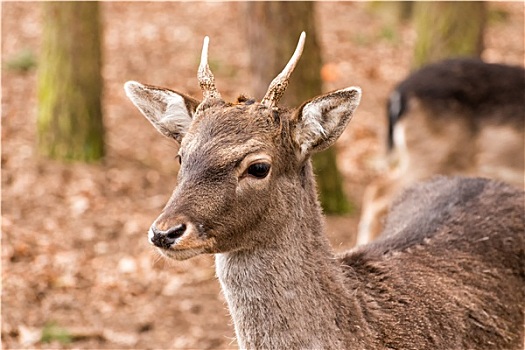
xmin=2 ymin=2 xmax=523 ymax=349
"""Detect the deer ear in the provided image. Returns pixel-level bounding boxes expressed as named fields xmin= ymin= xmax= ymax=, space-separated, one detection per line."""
xmin=124 ymin=81 xmax=200 ymax=143
xmin=293 ymin=87 xmax=361 ymax=156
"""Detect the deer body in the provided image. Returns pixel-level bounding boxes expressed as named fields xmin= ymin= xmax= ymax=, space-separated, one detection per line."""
xmin=125 ymin=34 xmax=524 ymax=349
xmin=215 ymin=174 xmax=524 ymax=349
xmin=358 ymin=58 xmax=525 ymax=245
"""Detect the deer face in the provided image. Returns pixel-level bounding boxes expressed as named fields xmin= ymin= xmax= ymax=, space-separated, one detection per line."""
xmin=157 ymin=98 xmax=295 ymax=259
xmin=124 ymin=34 xmax=361 ymax=260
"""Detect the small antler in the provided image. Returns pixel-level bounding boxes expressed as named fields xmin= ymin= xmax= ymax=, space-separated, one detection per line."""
xmin=261 ymin=32 xmax=306 ymax=107
xmin=198 ymin=36 xmax=221 ymax=100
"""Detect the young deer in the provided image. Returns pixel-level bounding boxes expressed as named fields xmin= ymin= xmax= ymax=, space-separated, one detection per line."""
xmin=125 ymin=34 xmax=524 ymax=349
xmin=357 ymin=58 xmax=525 ymax=245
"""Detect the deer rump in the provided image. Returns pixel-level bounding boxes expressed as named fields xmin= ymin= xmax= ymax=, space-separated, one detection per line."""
xmin=343 ymin=176 xmax=524 ymax=349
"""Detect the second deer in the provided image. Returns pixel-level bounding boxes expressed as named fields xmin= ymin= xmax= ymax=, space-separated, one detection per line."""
xmin=124 ymin=34 xmax=524 ymax=349
xmin=358 ymin=58 xmax=525 ymax=245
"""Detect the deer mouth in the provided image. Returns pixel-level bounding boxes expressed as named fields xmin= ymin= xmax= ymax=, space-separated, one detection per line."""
xmin=156 ymin=246 xmax=207 ymax=261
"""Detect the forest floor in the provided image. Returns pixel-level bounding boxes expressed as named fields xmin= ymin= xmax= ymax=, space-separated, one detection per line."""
xmin=2 ymin=2 xmax=523 ymax=349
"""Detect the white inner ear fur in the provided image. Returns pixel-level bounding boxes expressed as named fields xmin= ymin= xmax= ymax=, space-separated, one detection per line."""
xmin=298 ymin=102 xmax=329 ymax=155
xmin=161 ymin=93 xmax=193 ymax=134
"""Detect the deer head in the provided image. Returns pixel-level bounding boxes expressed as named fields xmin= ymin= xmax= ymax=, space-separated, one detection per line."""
xmin=124 ymin=32 xmax=361 ymax=260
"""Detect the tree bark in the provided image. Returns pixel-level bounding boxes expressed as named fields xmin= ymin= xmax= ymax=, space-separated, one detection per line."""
xmin=38 ymin=2 xmax=104 ymax=162
xmin=244 ymin=1 xmax=351 ymax=214
xmin=413 ymin=1 xmax=486 ymax=68
xmin=368 ymin=2 xmax=414 ymax=24
xmin=244 ymin=2 xmax=322 ymax=105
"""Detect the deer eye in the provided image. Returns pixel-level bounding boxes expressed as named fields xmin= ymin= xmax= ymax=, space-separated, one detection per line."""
xmin=246 ymin=162 xmax=271 ymax=179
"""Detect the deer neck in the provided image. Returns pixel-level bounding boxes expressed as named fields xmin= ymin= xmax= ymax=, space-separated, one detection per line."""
xmin=215 ymin=164 xmax=362 ymax=349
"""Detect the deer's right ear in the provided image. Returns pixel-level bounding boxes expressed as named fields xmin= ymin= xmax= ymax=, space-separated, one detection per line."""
xmin=292 ymin=86 xmax=361 ymax=157
xmin=124 ymin=81 xmax=200 ymax=143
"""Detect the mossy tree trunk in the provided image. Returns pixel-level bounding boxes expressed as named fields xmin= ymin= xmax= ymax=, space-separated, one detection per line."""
xmin=244 ymin=2 xmax=322 ymax=105
xmin=413 ymin=1 xmax=486 ymax=68
xmin=244 ymin=2 xmax=351 ymax=214
xmin=38 ymin=2 xmax=104 ymax=162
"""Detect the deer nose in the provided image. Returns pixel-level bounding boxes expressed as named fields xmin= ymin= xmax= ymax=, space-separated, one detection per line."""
xmin=149 ymin=223 xmax=187 ymax=249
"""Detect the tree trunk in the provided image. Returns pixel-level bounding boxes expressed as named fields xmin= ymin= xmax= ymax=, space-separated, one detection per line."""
xmin=244 ymin=1 xmax=351 ymax=214
xmin=368 ymin=2 xmax=414 ymax=24
xmin=413 ymin=1 xmax=486 ymax=68
xmin=244 ymin=2 xmax=321 ymax=105
xmin=38 ymin=2 xmax=104 ymax=162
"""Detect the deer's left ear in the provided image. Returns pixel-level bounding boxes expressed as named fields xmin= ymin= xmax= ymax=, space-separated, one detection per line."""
xmin=292 ymin=87 xmax=361 ymax=156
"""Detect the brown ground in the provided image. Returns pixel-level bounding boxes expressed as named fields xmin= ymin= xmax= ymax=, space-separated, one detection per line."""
xmin=2 ymin=2 xmax=523 ymax=349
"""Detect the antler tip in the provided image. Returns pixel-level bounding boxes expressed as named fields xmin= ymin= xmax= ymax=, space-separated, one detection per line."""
xmin=201 ymin=36 xmax=210 ymax=59
xmin=261 ymin=32 xmax=307 ymax=107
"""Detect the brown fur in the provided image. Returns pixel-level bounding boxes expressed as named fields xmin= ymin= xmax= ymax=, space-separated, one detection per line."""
xmin=358 ymin=59 xmax=525 ymax=245
xmin=124 ymin=60 xmax=524 ymax=349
